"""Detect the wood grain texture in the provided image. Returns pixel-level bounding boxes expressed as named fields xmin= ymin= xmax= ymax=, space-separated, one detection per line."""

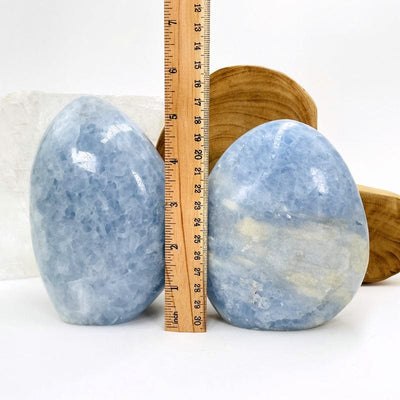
xmin=359 ymin=185 xmax=400 ymax=283
xmin=157 ymin=65 xmax=318 ymax=170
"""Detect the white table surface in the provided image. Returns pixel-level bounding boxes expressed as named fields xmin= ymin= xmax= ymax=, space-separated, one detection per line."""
xmin=1 ymin=276 xmax=399 ymax=400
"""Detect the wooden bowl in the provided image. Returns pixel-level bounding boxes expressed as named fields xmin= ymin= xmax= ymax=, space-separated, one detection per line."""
xmin=157 ymin=65 xmax=400 ymax=283
xmin=359 ymin=185 xmax=400 ymax=283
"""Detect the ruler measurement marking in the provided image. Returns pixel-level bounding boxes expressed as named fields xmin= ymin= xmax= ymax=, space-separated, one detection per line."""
xmin=164 ymin=0 xmax=209 ymax=332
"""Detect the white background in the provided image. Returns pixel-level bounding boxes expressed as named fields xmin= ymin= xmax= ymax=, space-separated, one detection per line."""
xmin=1 ymin=0 xmax=400 ymax=399
xmin=1 ymin=0 xmax=400 ymax=192
xmin=1 ymin=276 xmax=400 ymax=399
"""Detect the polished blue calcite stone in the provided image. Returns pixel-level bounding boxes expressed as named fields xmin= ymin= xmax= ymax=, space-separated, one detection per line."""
xmin=208 ymin=119 xmax=369 ymax=330
xmin=30 ymin=96 xmax=164 ymax=325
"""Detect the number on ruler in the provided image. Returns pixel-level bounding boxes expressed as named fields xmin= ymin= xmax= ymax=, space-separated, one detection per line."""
xmin=194 ymin=184 xmax=202 ymax=193
xmin=194 ymin=235 xmax=201 ymax=243
xmin=194 ymin=149 xmax=203 ymax=159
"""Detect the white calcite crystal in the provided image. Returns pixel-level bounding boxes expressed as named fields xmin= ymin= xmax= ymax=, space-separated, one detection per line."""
xmin=0 ymin=91 xmax=163 ymax=280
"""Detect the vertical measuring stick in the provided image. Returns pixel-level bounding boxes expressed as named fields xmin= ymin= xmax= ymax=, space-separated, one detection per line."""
xmin=164 ymin=0 xmax=210 ymax=332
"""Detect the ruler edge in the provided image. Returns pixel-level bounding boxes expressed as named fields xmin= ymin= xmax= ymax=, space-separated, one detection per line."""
xmin=164 ymin=0 xmax=210 ymax=333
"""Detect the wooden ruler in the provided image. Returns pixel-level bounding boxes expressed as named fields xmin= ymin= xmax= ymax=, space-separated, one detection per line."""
xmin=164 ymin=0 xmax=210 ymax=332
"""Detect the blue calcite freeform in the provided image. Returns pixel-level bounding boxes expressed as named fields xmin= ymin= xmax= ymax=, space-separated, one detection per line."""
xmin=30 ymin=96 xmax=164 ymax=325
xmin=208 ymin=119 xmax=369 ymax=330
